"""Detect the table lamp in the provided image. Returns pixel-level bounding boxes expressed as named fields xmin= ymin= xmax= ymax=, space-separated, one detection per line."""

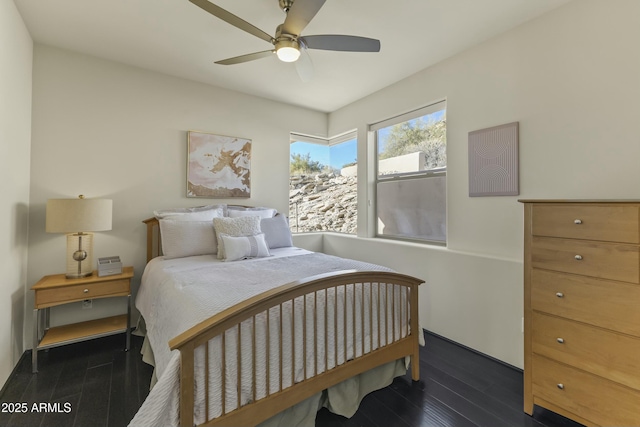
xmin=46 ymin=195 xmax=113 ymax=278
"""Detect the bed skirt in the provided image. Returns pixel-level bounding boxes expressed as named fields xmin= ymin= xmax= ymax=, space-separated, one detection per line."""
xmin=134 ymin=321 xmax=408 ymax=427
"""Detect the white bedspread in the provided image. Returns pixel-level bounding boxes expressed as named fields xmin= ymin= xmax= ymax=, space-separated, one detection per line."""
xmin=129 ymin=248 xmax=410 ymax=427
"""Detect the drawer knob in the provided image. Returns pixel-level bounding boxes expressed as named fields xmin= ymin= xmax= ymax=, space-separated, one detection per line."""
xmin=557 ymin=383 xmax=564 ymax=390
xmin=83 ymin=288 xmax=89 ymax=293
xmin=556 ymin=292 xmax=564 ymax=298
xmin=574 ymin=255 xmax=583 ymax=261
xmin=557 ymin=338 xmax=565 ymax=344
xmin=574 ymin=219 xmax=582 ymax=225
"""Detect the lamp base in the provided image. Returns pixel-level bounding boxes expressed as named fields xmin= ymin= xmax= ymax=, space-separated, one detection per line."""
xmin=65 ymin=271 xmax=94 ymax=279
xmin=65 ymin=233 xmax=94 ymax=279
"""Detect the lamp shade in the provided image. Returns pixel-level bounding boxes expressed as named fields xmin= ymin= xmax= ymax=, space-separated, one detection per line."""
xmin=46 ymin=198 xmax=113 ymax=233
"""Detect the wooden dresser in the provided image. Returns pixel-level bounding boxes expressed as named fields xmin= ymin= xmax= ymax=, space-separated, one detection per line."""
xmin=521 ymin=200 xmax=640 ymax=426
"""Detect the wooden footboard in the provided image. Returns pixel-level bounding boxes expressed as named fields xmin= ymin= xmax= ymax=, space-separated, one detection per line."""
xmin=142 ymin=216 xmax=423 ymax=427
xmin=169 ymin=269 xmax=423 ymax=427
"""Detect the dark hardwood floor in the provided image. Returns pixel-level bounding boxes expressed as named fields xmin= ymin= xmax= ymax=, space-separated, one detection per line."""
xmin=0 ymin=331 xmax=584 ymax=427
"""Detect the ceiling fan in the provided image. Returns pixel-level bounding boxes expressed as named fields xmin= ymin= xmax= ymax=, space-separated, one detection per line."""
xmin=189 ymin=0 xmax=381 ymax=81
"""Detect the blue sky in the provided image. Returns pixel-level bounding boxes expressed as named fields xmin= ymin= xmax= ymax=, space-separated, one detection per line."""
xmin=290 ymin=108 xmax=444 ymax=170
xmin=290 ymin=138 xmax=357 ymax=170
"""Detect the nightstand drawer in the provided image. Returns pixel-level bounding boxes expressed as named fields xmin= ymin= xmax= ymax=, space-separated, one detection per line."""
xmin=531 ymin=269 xmax=640 ymax=337
xmin=532 ymin=204 xmax=639 ymax=243
xmin=35 ymin=279 xmax=130 ymax=308
xmin=532 ymin=355 xmax=640 ymax=427
xmin=532 ymin=312 xmax=640 ymax=390
xmin=531 ymin=236 xmax=639 ymax=283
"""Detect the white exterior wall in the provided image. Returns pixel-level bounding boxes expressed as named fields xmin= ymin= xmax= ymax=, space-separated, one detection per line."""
xmin=342 ymin=151 xmax=425 ymax=177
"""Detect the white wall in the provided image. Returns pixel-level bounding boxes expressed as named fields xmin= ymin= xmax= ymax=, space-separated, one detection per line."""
xmin=323 ymin=234 xmax=523 ymax=365
xmin=0 ymin=0 xmax=32 ymax=386
xmin=26 ymin=45 xmax=327 ymax=345
xmin=327 ymin=0 xmax=640 ymax=367
xmin=16 ymin=0 xmax=640 ymax=374
xmin=291 ymin=232 xmax=324 ymax=253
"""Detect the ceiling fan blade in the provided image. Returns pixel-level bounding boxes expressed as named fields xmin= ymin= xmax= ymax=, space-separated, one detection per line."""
xmin=281 ymin=0 xmax=326 ymax=35
xmin=300 ymin=35 xmax=381 ymax=52
xmin=295 ymin=44 xmax=314 ymax=82
xmin=189 ymin=0 xmax=273 ymax=44
xmin=215 ymin=50 xmax=275 ymax=65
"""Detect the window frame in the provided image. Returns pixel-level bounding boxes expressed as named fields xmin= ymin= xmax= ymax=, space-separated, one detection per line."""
xmin=371 ymin=100 xmax=447 ymax=245
xmin=289 ymin=130 xmax=358 ymax=235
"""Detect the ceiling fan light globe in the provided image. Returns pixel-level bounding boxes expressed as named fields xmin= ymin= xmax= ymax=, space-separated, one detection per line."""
xmin=275 ymin=39 xmax=301 ymax=62
xmin=277 ymin=47 xmax=301 ymax=62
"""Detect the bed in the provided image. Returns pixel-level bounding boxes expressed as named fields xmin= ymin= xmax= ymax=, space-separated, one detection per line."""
xmin=130 ymin=205 xmax=424 ymax=427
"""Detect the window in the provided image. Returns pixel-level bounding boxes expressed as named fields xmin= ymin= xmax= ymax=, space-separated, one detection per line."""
xmin=373 ymin=100 xmax=446 ymax=243
xmin=289 ymin=132 xmax=357 ymax=234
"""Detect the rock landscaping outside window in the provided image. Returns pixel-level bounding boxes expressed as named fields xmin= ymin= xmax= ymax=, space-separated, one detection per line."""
xmin=289 ymin=172 xmax=357 ymax=234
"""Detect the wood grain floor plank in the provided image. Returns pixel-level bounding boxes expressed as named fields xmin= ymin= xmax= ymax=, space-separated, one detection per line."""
xmin=0 ymin=331 xmax=585 ymax=427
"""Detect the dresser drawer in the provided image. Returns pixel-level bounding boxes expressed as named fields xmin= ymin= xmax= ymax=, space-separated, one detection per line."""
xmin=531 ymin=269 xmax=640 ymax=337
xmin=532 ymin=237 xmax=639 ymax=283
xmin=35 ymin=279 xmax=130 ymax=308
xmin=532 ymin=355 xmax=640 ymax=426
xmin=532 ymin=204 xmax=639 ymax=243
xmin=532 ymin=312 xmax=640 ymax=390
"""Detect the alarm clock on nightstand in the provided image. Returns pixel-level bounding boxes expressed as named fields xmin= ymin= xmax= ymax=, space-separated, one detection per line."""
xmin=98 ymin=256 xmax=123 ymax=277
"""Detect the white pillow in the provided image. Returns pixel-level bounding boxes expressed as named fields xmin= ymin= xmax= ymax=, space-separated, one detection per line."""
xmin=159 ymin=220 xmax=217 ymax=259
xmin=227 ymin=206 xmax=276 ymax=219
xmin=212 ymin=216 xmax=262 ymax=259
xmin=260 ymin=214 xmax=293 ymax=249
xmin=219 ymin=233 xmax=270 ymax=261
xmin=154 ymin=204 xmax=226 ymax=221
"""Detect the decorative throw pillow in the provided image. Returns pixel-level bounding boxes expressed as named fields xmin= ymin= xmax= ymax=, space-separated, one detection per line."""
xmin=159 ymin=220 xmax=217 ymax=259
xmin=260 ymin=214 xmax=293 ymax=249
xmin=212 ymin=216 xmax=262 ymax=259
xmin=154 ymin=204 xmax=226 ymax=221
xmin=219 ymin=233 xmax=271 ymax=262
xmin=227 ymin=206 xmax=277 ymax=219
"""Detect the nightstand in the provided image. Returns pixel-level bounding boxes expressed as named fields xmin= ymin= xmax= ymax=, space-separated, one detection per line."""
xmin=31 ymin=266 xmax=134 ymax=373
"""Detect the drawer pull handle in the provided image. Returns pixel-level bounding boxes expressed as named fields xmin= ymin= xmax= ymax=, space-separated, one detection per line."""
xmin=557 ymin=338 xmax=564 ymax=344
xmin=574 ymin=219 xmax=582 ymax=225
xmin=556 ymin=292 xmax=564 ymax=298
xmin=83 ymin=289 xmax=89 ymax=293
xmin=574 ymin=255 xmax=583 ymax=261
xmin=557 ymin=383 xmax=564 ymax=390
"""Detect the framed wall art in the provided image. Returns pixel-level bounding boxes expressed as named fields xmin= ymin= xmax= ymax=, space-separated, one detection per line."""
xmin=187 ymin=131 xmax=251 ymax=198
xmin=468 ymin=122 xmax=519 ymax=197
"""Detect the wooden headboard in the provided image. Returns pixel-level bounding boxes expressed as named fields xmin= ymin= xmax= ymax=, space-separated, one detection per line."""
xmin=142 ymin=217 xmax=161 ymax=263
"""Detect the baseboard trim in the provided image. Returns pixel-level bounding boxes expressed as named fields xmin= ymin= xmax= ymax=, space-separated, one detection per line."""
xmin=424 ymin=329 xmax=523 ymax=373
xmin=0 ymin=349 xmax=31 ymax=399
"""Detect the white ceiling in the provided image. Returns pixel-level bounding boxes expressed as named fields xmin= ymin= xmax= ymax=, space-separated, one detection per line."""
xmin=14 ymin=0 xmax=570 ymax=112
